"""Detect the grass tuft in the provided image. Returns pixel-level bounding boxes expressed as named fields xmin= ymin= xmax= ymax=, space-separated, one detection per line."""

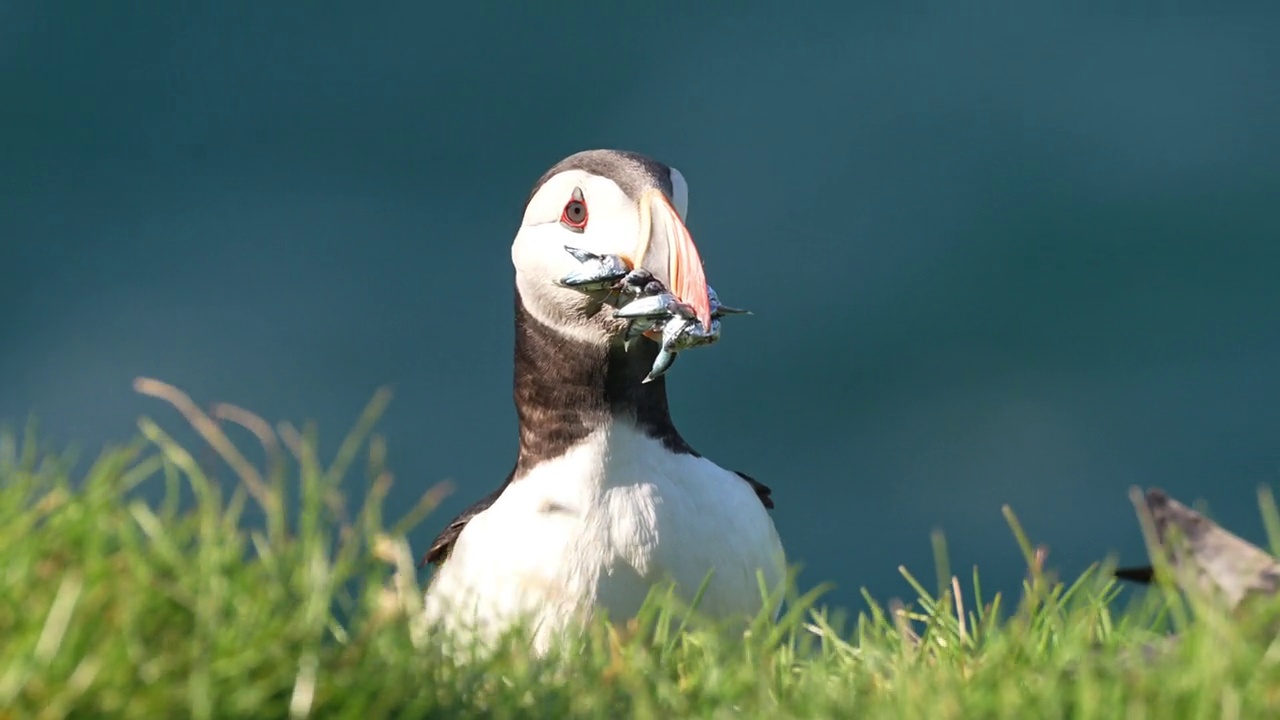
xmin=2 ymin=381 xmax=1280 ymax=718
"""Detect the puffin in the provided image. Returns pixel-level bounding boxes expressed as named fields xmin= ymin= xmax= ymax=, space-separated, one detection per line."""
xmin=420 ymin=149 xmax=786 ymax=654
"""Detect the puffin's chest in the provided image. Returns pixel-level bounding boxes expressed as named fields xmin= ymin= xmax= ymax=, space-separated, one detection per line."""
xmin=510 ymin=426 xmax=772 ymax=588
xmin=423 ymin=423 xmax=784 ymax=653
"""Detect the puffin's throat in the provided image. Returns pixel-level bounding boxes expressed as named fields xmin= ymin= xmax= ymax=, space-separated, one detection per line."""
xmin=511 ymin=295 xmax=697 ymax=477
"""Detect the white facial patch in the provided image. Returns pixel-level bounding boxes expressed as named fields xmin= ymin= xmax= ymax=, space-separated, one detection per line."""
xmin=511 ymin=171 xmax=644 ymax=343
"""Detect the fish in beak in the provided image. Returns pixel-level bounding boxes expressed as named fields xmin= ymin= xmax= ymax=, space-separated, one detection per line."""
xmin=555 ymin=190 xmax=748 ymax=383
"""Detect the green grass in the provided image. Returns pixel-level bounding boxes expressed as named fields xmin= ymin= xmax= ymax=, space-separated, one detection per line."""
xmin=4 ymin=380 xmax=1280 ymax=719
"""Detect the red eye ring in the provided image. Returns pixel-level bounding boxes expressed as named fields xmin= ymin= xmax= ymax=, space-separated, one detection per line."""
xmin=561 ymin=190 xmax=588 ymax=230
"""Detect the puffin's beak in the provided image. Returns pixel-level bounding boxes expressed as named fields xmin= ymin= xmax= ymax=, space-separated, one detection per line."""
xmin=628 ymin=188 xmax=713 ymax=331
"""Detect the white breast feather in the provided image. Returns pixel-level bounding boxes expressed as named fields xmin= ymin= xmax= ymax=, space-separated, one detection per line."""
xmin=421 ymin=422 xmax=786 ymax=655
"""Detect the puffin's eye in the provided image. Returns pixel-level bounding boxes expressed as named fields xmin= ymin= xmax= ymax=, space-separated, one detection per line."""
xmin=560 ymin=188 xmax=588 ymax=231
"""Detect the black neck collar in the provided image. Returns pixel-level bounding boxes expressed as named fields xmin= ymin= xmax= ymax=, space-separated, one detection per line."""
xmin=511 ymin=293 xmax=697 ymax=477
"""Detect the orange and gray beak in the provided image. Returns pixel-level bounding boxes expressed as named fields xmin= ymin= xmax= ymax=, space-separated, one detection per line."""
xmin=626 ymin=188 xmax=713 ymax=331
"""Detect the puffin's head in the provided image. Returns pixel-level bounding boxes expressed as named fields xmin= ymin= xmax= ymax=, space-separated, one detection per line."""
xmin=511 ymin=150 xmax=711 ymax=344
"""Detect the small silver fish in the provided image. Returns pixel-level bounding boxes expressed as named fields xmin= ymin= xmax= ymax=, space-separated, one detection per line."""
xmin=614 ymin=293 xmax=696 ymax=321
xmin=557 ymin=246 xmax=749 ymax=381
xmin=642 ymin=314 xmax=726 ymax=383
xmin=671 ymin=317 xmax=721 ymax=351
xmin=622 ymin=316 xmax=658 ymax=350
xmin=643 ymin=315 xmax=694 ymax=383
xmin=708 ymin=286 xmax=750 ymax=318
xmin=555 ymin=246 xmax=631 ymax=291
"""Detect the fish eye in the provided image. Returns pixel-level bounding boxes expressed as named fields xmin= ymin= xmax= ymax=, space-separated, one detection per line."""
xmin=561 ymin=188 xmax=588 ymax=231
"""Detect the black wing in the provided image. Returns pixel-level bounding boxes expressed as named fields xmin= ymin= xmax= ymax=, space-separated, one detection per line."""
xmin=1114 ymin=565 xmax=1154 ymax=584
xmin=734 ymin=470 xmax=775 ymax=510
xmin=420 ymin=468 xmax=515 ymax=567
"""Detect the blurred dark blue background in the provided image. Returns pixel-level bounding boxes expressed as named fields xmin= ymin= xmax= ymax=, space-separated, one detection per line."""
xmin=4 ymin=2 xmax=1279 ymax=612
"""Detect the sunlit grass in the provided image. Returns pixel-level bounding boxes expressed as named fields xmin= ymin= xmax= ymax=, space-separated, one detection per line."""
xmin=3 ymin=380 xmax=1280 ymax=718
